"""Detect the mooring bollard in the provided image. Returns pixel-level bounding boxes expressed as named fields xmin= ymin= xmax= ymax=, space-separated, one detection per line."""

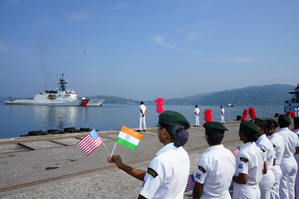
xmin=236 ymin=115 xmax=241 ymax=120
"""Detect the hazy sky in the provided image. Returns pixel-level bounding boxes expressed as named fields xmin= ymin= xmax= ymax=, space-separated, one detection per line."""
xmin=0 ymin=0 xmax=298 ymax=100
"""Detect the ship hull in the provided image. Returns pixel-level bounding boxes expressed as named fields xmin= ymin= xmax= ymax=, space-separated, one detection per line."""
xmin=4 ymin=74 xmax=105 ymax=107
xmin=284 ymin=102 xmax=299 ymax=113
xmin=284 ymin=84 xmax=299 ymax=113
xmin=4 ymin=98 xmax=104 ymax=107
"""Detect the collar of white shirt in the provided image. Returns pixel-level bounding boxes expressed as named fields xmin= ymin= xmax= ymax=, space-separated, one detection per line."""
xmin=256 ymin=134 xmax=266 ymax=144
xmin=240 ymin=141 xmax=256 ymax=151
xmin=276 ymin=127 xmax=289 ymax=133
xmin=156 ymin=143 xmax=178 ymax=156
xmin=205 ymin=144 xmax=224 ymax=153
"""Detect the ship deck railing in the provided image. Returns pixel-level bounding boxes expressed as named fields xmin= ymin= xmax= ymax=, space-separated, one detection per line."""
xmin=15 ymin=98 xmax=34 ymax=100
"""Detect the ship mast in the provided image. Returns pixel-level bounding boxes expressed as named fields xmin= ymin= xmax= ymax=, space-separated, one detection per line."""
xmin=289 ymin=83 xmax=299 ymax=103
xmin=59 ymin=73 xmax=67 ymax=92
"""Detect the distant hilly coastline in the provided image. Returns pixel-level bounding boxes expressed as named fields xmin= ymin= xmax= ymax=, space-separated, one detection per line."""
xmin=178 ymin=84 xmax=294 ymax=106
xmin=1 ymin=84 xmax=295 ymax=106
xmin=92 ymin=84 xmax=294 ymax=106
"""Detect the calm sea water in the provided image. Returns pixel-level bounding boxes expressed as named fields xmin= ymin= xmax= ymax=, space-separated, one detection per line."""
xmin=0 ymin=103 xmax=284 ymax=139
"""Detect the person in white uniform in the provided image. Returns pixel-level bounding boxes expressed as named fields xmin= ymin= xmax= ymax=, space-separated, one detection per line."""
xmin=194 ymin=105 xmax=200 ymax=127
xmin=265 ymin=119 xmax=285 ymax=199
xmin=193 ymin=122 xmax=235 ymax=199
xmin=220 ymin=106 xmax=225 ymax=124
xmin=292 ymin=117 xmax=299 ymax=199
xmin=107 ymin=110 xmax=191 ymax=199
xmin=233 ymin=121 xmax=265 ymax=199
xmin=138 ymin=101 xmax=147 ymax=132
xmin=277 ymin=114 xmax=298 ymax=199
xmin=295 ymin=107 xmax=298 ymax=117
xmin=254 ymin=118 xmax=275 ymax=199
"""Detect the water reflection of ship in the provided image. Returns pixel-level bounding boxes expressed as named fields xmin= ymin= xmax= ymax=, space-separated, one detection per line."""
xmin=33 ymin=106 xmax=78 ymax=130
xmin=80 ymin=107 xmax=89 ymax=123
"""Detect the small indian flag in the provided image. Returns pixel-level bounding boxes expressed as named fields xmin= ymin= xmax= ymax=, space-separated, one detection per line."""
xmin=116 ymin=126 xmax=143 ymax=150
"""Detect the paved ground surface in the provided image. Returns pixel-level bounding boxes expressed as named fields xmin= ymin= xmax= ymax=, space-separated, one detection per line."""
xmin=0 ymin=118 xmax=286 ymax=199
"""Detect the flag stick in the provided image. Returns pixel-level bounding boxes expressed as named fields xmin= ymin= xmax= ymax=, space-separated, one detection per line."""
xmin=110 ymin=142 xmax=117 ymax=158
xmin=101 ymin=141 xmax=111 ymax=156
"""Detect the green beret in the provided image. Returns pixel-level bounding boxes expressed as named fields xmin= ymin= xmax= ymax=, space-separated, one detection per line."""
xmin=278 ymin=114 xmax=292 ymax=124
xmin=254 ymin=118 xmax=267 ymax=126
xmin=266 ymin=119 xmax=276 ymax=126
xmin=240 ymin=121 xmax=261 ymax=135
xmin=159 ymin=110 xmax=190 ymax=129
xmin=203 ymin=122 xmax=228 ymax=131
xmin=294 ymin=117 xmax=299 ymax=124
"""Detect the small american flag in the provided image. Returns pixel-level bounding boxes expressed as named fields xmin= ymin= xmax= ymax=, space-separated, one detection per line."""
xmin=232 ymin=147 xmax=240 ymax=157
xmin=76 ymin=129 xmax=103 ymax=156
xmin=184 ymin=174 xmax=195 ymax=192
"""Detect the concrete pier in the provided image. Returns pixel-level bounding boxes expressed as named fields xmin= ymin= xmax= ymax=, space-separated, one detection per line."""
xmin=0 ymin=119 xmax=286 ymax=199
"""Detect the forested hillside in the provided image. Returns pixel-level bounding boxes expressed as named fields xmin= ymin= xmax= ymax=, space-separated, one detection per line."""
xmin=164 ymin=84 xmax=293 ymax=106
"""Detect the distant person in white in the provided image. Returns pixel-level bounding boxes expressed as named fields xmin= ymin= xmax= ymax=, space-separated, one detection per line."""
xmin=194 ymin=105 xmax=200 ymax=127
xmin=295 ymin=107 xmax=299 ymax=117
xmin=277 ymin=114 xmax=298 ymax=199
xmin=138 ymin=101 xmax=147 ymax=132
xmin=292 ymin=117 xmax=299 ymax=199
xmin=220 ymin=106 xmax=225 ymax=124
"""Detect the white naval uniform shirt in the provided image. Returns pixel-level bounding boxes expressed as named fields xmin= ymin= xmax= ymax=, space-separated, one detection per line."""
xmin=140 ymin=104 xmax=147 ymax=116
xmin=194 ymin=108 xmax=200 ymax=117
xmin=221 ymin=108 xmax=225 ymax=116
xmin=195 ymin=144 xmax=235 ymax=199
xmin=268 ymin=133 xmax=285 ymax=165
xmin=233 ymin=142 xmax=264 ymax=199
xmin=139 ymin=143 xmax=190 ymax=199
xmin=277 ymin=127 xmax=298 ymax=158
xmin=256 ymin=134 xmax=275 ymax=170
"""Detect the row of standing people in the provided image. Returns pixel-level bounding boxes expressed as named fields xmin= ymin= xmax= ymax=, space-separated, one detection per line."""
xmin=194 ymin=105 xmax=225 ymax=126
xmin=195 ymin=115 xmax=299 ymax=199
xmin=138 ymin=102 xmax=225 ymax=133
xmin=108 ymin=108 xmax=299 ymax=199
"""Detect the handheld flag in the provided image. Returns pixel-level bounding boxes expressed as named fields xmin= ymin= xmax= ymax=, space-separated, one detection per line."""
xmin=184 ymin=174 xmax=195 ymax=192
xmin=232 ymin=147 xmax=240 ymax=157
xmin=76 ymin=129 xmax=103 ymax=156
xmin=116 ymin=126 xmax=143 ymax=151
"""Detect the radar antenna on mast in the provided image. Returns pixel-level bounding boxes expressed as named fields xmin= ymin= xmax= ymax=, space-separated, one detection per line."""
xmin=59 ymin=73 xmax=67 ymax=91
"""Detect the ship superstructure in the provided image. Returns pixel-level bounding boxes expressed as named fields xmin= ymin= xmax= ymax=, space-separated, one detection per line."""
xmin=284 ymin=83 xmax=299 ymax=113
xmin=4 ymin=74 xmax=104 ymax=107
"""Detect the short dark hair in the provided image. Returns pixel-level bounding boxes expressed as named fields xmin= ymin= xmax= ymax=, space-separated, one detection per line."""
xmin=140 ymin=101 xmax=144 ymax=104
xmin=242 ymin=130 xmax=259 ymax=142
xmin=206 ymin=130 xmax=224 ymax=145
xmin=278 ymin=119 xmax=290 ymax=128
